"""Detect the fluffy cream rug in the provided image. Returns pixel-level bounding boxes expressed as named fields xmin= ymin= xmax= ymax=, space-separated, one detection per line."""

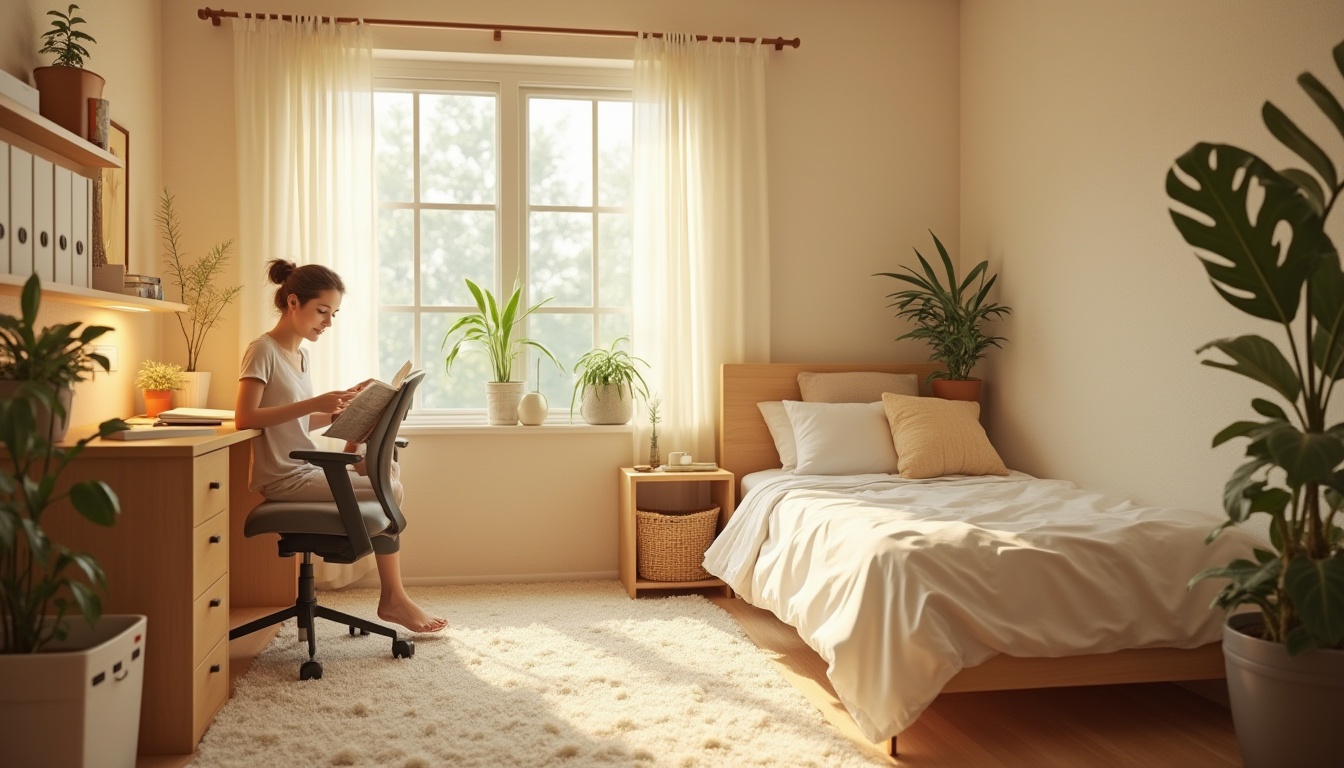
xmin=191 ymin=581 xmax=886 ymax=767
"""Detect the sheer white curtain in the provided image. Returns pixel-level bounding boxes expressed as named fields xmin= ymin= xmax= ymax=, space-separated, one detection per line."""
xmin=233 ymin=18 xmax=376 ymax=588
xmin=232 ymin=17 xmax=376 ymax=396
xmin=632 ymin=34 xmax=772 ymax=463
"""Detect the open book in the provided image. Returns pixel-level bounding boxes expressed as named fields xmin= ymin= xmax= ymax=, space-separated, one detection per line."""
xmin=322 ymin=361 xmax=414 ymax=444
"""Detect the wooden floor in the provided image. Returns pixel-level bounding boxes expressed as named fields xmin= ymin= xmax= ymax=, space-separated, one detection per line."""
xmin=138 ymin=591 xmax=1242 ymax=768
xmin=708 ymin=595 xmax=1242 ymax=767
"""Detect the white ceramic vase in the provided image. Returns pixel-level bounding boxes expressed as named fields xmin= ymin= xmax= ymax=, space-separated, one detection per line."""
xmin=177 ymin=371 xmax=212 ymax=409
xmin=517 ymin=391 xmax=549 ymax=426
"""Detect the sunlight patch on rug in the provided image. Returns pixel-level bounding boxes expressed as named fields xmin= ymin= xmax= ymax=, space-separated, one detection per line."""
xmin=191 ymin=581 xmax=886 ymax=767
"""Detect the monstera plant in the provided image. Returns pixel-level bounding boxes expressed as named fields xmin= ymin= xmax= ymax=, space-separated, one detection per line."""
xmin=1167 ymin=39 xmax=1344 ymax=768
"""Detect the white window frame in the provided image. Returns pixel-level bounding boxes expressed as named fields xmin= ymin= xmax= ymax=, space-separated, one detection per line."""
xmin=373 ymin=56 xmax=634 ymax=426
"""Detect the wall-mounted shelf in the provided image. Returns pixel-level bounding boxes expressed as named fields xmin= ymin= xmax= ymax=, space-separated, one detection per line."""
xmin=0 ymin=91 xmax=121 ymax=178
xmin=0 ymin=273 xmax=187 ymax=313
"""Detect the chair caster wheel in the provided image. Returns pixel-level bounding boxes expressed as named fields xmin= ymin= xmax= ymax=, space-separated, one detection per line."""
xmin=299 ymin=660 xmax=323 ymax=680
xmin=392 ymin=638 xmax=414 ymax=659
xmin=349 ymin=625 xmax=368 ymax=636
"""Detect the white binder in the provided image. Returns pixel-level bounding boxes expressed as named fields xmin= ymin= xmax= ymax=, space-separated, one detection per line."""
xmin=9 ymin=146 xmax=32 ymax=276
xmin=32 ymin=155 xmax=53 ymax=281
xmin=71 ymin=176 xmax=89 ymax=287
xmin=0 ymin=140 xmax=9 ymax=274
xmin=54 ymin=164 xmax=72 ymax=284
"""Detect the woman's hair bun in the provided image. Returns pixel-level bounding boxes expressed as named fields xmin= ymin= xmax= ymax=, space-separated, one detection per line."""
xmin=266 ymin=259 xmax=296 ymax=285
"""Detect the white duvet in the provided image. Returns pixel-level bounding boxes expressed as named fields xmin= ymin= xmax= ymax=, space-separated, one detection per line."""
xmin=702 ymin=471 xmax=1260 ymax=741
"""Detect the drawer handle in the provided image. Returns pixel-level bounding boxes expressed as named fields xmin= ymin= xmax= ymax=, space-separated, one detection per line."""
xmin=210 ymin=664 xmax=222 ymax=674
xmin=209 ymin=481 xmax=222 ymax=490
xmin=209 ymin=535 xmax=222 ymax=544
xmin=209 ymin=598 xmax=222 ymax=607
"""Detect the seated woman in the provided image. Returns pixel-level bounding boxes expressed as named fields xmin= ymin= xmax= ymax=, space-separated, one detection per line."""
xmin=234 ymin=258 xmax=446 ymax=634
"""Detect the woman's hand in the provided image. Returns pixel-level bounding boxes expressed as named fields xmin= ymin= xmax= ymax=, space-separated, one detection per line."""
xmin=313 ymin=389 xmax=357 ymax=415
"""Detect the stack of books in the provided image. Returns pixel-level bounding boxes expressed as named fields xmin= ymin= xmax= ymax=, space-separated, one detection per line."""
xmin=104 ymin=408 xmax=235 ymax=441
xmin=155 ymin=408 xmax=235 ymax=425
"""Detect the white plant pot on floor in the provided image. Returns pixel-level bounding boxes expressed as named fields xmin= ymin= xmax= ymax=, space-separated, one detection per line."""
xmin=0 ymin=614 xmax=147 ymax=768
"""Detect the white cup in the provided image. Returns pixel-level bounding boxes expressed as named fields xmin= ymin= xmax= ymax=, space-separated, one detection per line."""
xmin=668 ymin=451 xmax=691 ymax=466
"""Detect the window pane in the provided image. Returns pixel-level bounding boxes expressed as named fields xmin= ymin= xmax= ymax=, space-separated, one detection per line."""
xmin=379 ymin=311 xmax=415 ymax=385
xmin=421 ymin=210 xmax=495 ymax=307
xmin=423 ymin=313 xmax=490 ymax=410
xmin=375 ymin=92 xmax=413 ymax=203
xmin=529 ymin=98 xmax=592 ymax=207
xmin=529 ymin=212 xmax=592 ymax=308
xmin=598 ymin=212 xmax=631 ymax=309
xmin=598 ymin=315 xmax=632 ymax=354
xmin=420 ymin=93 xmax=497 ymax=204
xmin=530 ymin=313 xmax=592 ymax=417
xmin=598 ymin=100 xmax=631 ymax=207
xmin=378 ymin=208 xmax=413 ymax=306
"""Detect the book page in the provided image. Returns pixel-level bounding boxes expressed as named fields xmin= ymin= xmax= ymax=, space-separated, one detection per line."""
xmin=322 ymin=361 xmax=411 ymax=443
xmin=391 ymin=360 xmax=413 ymax=388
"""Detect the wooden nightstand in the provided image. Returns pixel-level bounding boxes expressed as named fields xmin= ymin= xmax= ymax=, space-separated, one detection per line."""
xmin=618 ymin=467 xmax=735 ymax=598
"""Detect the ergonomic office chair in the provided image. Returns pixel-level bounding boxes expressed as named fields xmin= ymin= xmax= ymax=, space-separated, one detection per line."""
xmin=228 ymin=371 xmax=425 ymax=680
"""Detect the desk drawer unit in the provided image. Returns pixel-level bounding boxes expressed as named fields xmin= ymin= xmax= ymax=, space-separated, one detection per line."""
xmin=193 ymin=511 xmax=229 ymax=597
xmin=193 ymin=573 xmax=230 ymax=666
xmin=192 ymin=636 xmax=230 ymax=741
xmin=193 ymin=449 xmax=229 ymax=526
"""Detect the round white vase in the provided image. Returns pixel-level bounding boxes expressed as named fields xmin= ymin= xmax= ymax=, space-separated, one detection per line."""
xmin=517 ymin=391 xmax=549 ymax=426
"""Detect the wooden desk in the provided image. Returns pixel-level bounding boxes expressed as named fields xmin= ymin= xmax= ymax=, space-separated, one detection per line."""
xmin=44 ymin=425 xmax=296 ymax=755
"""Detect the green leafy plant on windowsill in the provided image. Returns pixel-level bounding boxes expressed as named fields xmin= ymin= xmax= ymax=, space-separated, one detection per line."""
xmin=442 ymin=278 xmax=561 ymax=383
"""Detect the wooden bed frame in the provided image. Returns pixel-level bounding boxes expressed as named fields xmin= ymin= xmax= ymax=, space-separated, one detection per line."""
xmin=716 ymin=363 xmax=1225 ymax=754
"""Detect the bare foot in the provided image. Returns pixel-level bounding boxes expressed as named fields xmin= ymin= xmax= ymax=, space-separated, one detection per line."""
xmin=377 ymin=597 xmax=447 ymax=633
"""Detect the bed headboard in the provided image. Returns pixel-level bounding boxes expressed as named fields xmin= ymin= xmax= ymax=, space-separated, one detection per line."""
xmin=717 ymin=362 xmax=942 ymax=498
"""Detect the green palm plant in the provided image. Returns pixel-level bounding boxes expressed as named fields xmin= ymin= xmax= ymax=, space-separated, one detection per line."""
xmin=0 ymin=274 xmax=127 ymax=654
xmin=1168 ymin=40 xmax=1344 ymax=654
xmin=442 ymin=278 xmax=561 ymax=383
xmin=875 ymin=231 xmax=1012 ymax=381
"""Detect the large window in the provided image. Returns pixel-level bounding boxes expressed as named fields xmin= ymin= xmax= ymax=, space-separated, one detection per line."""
xmin=373 ymin=61 xmax=633 ymax=421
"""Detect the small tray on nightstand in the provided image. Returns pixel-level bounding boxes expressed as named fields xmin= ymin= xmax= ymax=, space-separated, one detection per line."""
xmin=657 ymin=462 xmax=719 ymax=472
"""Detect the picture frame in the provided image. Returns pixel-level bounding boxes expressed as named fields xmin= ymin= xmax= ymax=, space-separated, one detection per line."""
xmin=96 ymin=121 xmax=129 ymax=270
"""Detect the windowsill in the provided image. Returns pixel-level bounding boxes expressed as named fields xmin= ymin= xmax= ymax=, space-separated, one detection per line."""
xmin=399 ymin=422 xmax=634 ymax=436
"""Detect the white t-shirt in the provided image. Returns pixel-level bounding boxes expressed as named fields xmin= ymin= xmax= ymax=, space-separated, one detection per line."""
xmin=238 ymin=334 xmax=321 ymax=497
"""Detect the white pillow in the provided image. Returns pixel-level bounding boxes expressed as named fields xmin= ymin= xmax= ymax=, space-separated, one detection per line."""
xmin=783 ymin=400 xmax=899 ymax=476
xmin=757 ymin=401 xmax=798 ymax=471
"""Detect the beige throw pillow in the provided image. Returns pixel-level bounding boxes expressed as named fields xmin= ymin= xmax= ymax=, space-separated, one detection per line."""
xmin=881 ymin=393 xmax=1009 ymax=479
xmin=797 ymin=371 xmax=920 ymax=403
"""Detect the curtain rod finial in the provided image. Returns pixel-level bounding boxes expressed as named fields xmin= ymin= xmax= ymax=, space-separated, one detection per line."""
xmin=198 ymin=7 xmax=223 ymax=26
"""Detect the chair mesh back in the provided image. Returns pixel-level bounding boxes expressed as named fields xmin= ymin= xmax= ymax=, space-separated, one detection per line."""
xmin=363 ymin=371 xmax=424 ymax=535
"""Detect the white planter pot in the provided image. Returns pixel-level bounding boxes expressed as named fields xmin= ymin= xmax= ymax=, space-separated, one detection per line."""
xmin=486 ymin=381 xmax=525 ymax=426
xmin=580 ymin=383 xmax=634 ymax=425
xmin=0 ymin=614 xmax=147 ymax=768
xmin=177 ymin=371 xmax=212 ymax=409
xmin=1223 ymin=612 xmax=1344 ymax=768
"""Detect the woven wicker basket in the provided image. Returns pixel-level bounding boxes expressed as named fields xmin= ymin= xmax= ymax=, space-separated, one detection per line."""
xmin=635 ymin=505 xmax=720 ymax=582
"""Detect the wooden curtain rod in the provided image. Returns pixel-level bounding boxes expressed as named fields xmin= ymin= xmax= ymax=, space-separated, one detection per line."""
xmin=196 ymin=7 xmax=801 ymax=51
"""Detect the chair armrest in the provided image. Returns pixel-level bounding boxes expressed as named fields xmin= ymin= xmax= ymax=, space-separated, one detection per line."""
xmin=291 ymin=449 xmax=364 ymax=467
xmin=395 ymin=438 xmax=408 ymax=449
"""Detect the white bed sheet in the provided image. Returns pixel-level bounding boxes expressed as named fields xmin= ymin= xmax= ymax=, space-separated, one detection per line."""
xmin=703 ymin=471 xmax=1259 ymax=741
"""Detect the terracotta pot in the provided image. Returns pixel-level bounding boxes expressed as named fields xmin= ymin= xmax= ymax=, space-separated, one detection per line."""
xmin=143 ymin=389 xmax=173 ymax=418
xmin=931 ymin=378 xmax=982 ymax=402
xmin=32 ymin=65 xmax=105 ymax=139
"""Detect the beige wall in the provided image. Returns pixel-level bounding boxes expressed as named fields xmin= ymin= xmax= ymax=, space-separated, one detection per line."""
xmin=1 ymin=0 xmax=165 ymax=425
xmin=157 ymin=0 xmax=963 ymax=584
xmin=961 ymin=0 xmax=1344 ymax=517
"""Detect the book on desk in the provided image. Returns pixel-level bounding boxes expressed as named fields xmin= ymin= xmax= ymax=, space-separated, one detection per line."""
xmin=103 ymin=424 xmax=220 ymax=440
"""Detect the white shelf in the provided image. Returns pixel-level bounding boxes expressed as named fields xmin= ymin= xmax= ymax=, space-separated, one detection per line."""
xmin=0 ymin=273 xmax=187 ymax=313
xmin=0 ymin=91 xmax=121 ymax=178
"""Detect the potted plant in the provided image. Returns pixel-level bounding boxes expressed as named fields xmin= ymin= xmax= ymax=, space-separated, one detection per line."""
xmin=570 ymin=336 xmax=650 ymax=425
xmin=0 ymin=274 xmax=114 ymax=442
xmin=1166 ymin=38 xmax=1344 ymax=768
xmin=442 ymin=278 xmax=562 ymax=425
xmin=0 ymin=277 xmax=144 ymax=768
xmin=32 ymin=4 xmax=104 ymax=139
xmin=157 ymin=189 xmax=242 ymax=408
xmin=133 ymin=360 xmax=184 ymax=418
xmin=875 ymin=231 xmax=1012 ymax=401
